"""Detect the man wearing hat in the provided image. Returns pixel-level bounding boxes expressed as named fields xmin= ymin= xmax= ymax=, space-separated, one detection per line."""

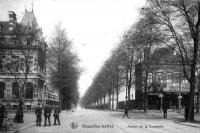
xmin=53 ymin=106 xmax=61 ymax=125
xmin=35 ymin=103 xmax=42 ymax=126
xmin=43 ymin=105 xmax=52 ymax=127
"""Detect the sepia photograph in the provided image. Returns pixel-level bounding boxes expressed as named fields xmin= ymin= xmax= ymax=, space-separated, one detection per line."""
xmin=0 ymin=0 xmax=200 ymax=132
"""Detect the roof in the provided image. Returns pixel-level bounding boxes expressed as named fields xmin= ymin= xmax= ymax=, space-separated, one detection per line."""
xmin=136 ymin=47 xmax=183 ymax=73
xmin=21 ymin=11 xmax=38 ymax=27
xmin=0 ymin=21 xmax=22 ymax=35
xmin=151 ymin=47 xmax=184 ymax=73
xmin=152 ymin=47 xmax=180 ymax=65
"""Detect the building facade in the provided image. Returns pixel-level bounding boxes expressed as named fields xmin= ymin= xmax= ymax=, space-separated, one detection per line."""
xmin=43 ymin=82 xmax=59 ymax=107
xmin=135 ymin=47 xmax=199 ymax=110
xmin=0 ymin=10 xmax=47 ymax=110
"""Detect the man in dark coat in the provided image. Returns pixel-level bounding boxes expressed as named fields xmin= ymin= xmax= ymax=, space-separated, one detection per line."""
xmin=14 ymin=101 xmax=23 ymax=123
xmin=123 ymin=103 xmax=129 ymax=119
xmin=53 ymin=106 xmax=61 ymax=125
xmin=162 ymin=101 xmax=168 ymax=119
xmin=0 ymin=103 xmax=7 ymax=129
xmin=35 ymin=103 xmax=42 ymax=126
xmin=43 ymin=105 xmax=51 ymax=127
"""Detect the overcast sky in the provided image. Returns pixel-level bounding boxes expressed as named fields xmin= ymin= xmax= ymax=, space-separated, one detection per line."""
xmin=0 ymin=0 xmax=146 ymax=97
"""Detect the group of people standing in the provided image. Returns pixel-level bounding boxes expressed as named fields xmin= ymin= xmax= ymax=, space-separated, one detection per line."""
xmin=35 ymin=103 xmax=61 ymax=127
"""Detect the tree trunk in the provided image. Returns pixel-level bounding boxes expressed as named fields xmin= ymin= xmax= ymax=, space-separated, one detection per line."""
xmin=112 ymin=86 xmax=114 ymax=110
xmin=125 ymin=69 xmax=128 ymax=103
xmin=19 ymin=84 xmax=25 ymax=101
xmin=112 ymin=77 xmax=115 ymax=110
xmin=116 ymin=80 xmax=119 ymax=109
xmin=59 ymin=90 xmax=62 ymax=110
xmin=196 ymin=78 xmax=200 ymax=113
xmin=128 ymin=84 xmax=131 ymax=102
xmin=143 ymin=70 xmax=149 ymax=113
xmin=196 ymin=83 xmax=200 ymax=113
xmin=108 ymin=91 xmax=111 ymax=110
xmin=188 ymin=79 xmax=195 ymax=121
xmin=188 ymin=37 xmax=199 ymax=121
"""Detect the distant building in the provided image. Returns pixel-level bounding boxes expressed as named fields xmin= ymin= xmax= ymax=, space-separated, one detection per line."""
xmin=0 ymin=10 xmax=48 ymax=110
xmin=135 ymin=47 xmax=198 ymax=110
xmin=43 ymin=82 xmax=59 ymax=107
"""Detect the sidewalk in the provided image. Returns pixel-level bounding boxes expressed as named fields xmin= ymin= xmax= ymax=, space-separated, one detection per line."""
xmin=123 ymin=109 xmax=200 ymax=128
xmin=0 ymin=110 xmax=70 ymax=133
xmin=0 ymin=112 xmax=35 ymax=133
xmin=147 ymin=110 xmax=200 ymax=128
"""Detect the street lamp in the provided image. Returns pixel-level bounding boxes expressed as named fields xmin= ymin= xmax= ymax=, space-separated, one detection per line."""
xmin=178 ymin=94 xmax=182 ymax=112
xmin=159 ymin=93 xmax=163 ymax=112
xmin=178 ymin=67 xmax=182 ymax=113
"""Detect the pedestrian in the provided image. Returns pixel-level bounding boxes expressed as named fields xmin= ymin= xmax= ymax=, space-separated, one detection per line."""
xmin=14 ymin=101 xmax=23 ymax=123
xmin=123 ymin=104 xmax=129 ymax=119
xmin=35 ymin=103 xmax=42 ymax=126
xmin=53 ymin=106 xmax=61 ymax=125
xmin=43 ymin=105 xmax=51 ymax=127
xmin=0 ymin=103 xmax=7 ymax=129
xmin=162 ymin=101 xmax=168 ymax=119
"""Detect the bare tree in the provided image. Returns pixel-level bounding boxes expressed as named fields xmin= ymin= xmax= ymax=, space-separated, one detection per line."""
xmin=145 ymin=0 xmax=200 ymax=121
xmin=47 ymin=23 xmax=81 ymax=109
xmin=133 ymin=13 xmax=164 ymax=112
xmin=114 ymin=32 xmax=139 ymax=104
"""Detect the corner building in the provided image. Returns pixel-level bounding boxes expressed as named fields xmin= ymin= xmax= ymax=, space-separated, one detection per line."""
xmin=0 ymin=10 xmax=47 ymax=110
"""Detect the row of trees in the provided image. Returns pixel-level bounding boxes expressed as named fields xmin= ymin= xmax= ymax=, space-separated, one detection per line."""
xmin=81 ymin=0 xmax=200 ymax=122
xmin=80 ymin=11 xmax=163 ymax=110
xmin=46 ymin=24 xmax=81 ymax=109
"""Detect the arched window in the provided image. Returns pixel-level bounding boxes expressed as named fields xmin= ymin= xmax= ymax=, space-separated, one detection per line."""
xmin=12 ymin=82 xmax=19 ymax=99
xmin=25 ymin=82 xmax=33 ymax=99
xmin=0 ymin=82 xmax=5 ymax=99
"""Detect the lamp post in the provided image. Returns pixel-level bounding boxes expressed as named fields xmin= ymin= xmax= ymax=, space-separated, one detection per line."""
xmin=178 ymin=67 xmax=182 ymax=113
xmin=159 ymin=93 xmax=163 ymax=112
xmin=178 ymin=94 xmax=182 ymax=113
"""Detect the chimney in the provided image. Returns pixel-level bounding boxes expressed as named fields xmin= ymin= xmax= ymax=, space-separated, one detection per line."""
xmin=8 ymin=11 xmax=17 ymax=31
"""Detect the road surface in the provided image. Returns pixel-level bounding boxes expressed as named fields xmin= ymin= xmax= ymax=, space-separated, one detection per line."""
xmin=16 ymin=109 xmax=200 ymax=133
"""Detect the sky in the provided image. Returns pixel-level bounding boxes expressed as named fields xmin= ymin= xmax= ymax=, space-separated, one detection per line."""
xmin=0 ymin=0 xmax=146 ymax=97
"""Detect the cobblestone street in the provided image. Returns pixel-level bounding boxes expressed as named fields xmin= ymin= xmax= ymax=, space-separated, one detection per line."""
xmin=7 ymin=109 xmax=200 ymax=133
